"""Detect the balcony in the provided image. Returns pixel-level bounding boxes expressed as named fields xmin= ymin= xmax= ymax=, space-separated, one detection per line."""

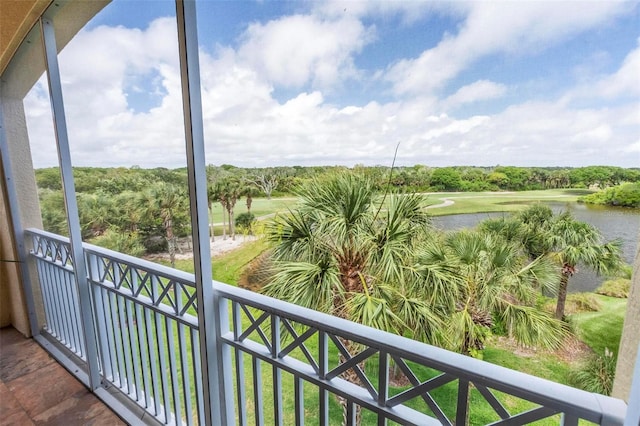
xmin=12 ymin=228 xmax=627 ymax=425
xmin=0 ymin=1 xmax=638 ymax=425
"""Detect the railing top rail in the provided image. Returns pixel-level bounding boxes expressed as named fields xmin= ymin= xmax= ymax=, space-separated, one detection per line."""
xmin=213 ymin=279 xmax=627 ymax=424
xmin=26 ymin=228 xmax=196 ymax=287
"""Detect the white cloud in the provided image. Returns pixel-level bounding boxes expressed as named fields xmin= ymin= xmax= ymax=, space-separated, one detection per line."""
xmin=595 ymin=39 xmax=640 ymax=98
xmin=384 ymin=2 xmax=630 ymax=96
xmin=236 ymin=14 xmax=374 ymax=90
xmin=22 ymin=5 xmax=639 ymax=170
xmin=441 ymin=80 xmax=507 ymax=110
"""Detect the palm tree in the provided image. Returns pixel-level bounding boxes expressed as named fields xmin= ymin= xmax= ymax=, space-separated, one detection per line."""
xmin=142 ymin=182 xmax=188 ymax=268
xmin=483 ymin=206 xmax=623 ymax=320
xmin=550 ymin=212 xmax=622 ymax=319
xmin=421 ymin=230 xmax=567 ymax=354
xmin=264 ymin=172 xmax=443 ymax=425
xmin=78 ymin=192 xmax=112 ymax=238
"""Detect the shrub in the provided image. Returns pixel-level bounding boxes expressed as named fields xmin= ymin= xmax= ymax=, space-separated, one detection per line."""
xmin=580 ymin=183 xmax=640 ymax=207
xmin=143 ymin=235 xmax=167 ymax=253
xmin=596 ymin=278 xmax=630 ymax=298
xmin=567 ymin=293 xmax=601 ymax=312
xmin=92 ymin=230 xmax=145 ymax=257
xmin=541 ymin=293 xmax=601 ymax=315
xmin=570 ymin=348 xmax=616 ymax=395
xmin=236 ymin=212 xmax=256 ymax=234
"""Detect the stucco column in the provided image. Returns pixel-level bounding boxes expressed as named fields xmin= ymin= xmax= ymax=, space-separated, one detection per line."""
xmin=0 ymin=93 xmax=46 ymax=336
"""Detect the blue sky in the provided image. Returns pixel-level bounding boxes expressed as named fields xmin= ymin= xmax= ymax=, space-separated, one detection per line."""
xmin=24 ymin=0 xmax=640 ymax=168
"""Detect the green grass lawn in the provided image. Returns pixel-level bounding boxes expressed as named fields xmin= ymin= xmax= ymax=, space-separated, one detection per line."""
xmin=207 ymin=189 xmax=592 ymax=225
xmin=569 ymin=294 xmax=627 ymax=357
xmin=424 ymin=189 xmax=592 ymax=216
xmin=208 ymin=197 xmax=298 ymax=224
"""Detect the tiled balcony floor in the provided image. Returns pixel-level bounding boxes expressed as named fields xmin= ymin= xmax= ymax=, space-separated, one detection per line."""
xmin=0 ymin=327 xmax=125 ymax=425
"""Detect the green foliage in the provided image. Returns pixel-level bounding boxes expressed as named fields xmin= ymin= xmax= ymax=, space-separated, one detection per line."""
xmin=565 ymin=292 xmax=601 ymax=313
xmin=580 ymin=182 xmax=640 ymax=208
xmin=142 ymin=235 xmax=168 ymax=253
xmin=429 ymin=167 xmax=462 ymax=191
xmin=236 ymin=212 xmax=256 ymax=230
xmin=90 ymin=230 xmax=145 ymax=257
xmin=569 ymin=295 xmax=626 ymax=357
xmin=595 ymin=278 xmax=630 ymax=298
xmin=570 ymin=349 xmax=616 ymax=395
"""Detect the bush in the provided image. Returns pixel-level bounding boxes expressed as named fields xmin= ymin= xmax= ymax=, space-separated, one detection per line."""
xmin=541 ymin=292 xmax=601 ymax=315
xmin=570 ymin=348 xmax=616 ymax=395
xmin=567 ymin=292 xmax=601 ymax=312
xmin=236 ymin=212 xmax=256 ymax=234
xmin=91 ymin=230 xmax=145 ymax=257
xmin=143 ymin=235 xmax=167 ymax=253
xmin=580 ymin=183 xmax=640 ymax=207
xmin=596 ymin=278 xmax=630 ymax=298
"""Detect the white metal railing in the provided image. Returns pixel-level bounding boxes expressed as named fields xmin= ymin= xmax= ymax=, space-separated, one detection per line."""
xmin=27 ymin=228 xmax=628 ymax=425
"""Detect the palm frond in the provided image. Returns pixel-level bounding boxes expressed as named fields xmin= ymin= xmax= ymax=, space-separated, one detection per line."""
xmin=500 ymin=304 xmax=569 ymax=349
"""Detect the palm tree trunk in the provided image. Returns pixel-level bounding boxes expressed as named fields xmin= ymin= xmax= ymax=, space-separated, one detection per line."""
xmin=555 ymin=273 xmax=570 ymax=320
xmin=166 ymin=219 xmax=175 ymax=268
xmin=221 ymin=204 xmax=227 ymax=240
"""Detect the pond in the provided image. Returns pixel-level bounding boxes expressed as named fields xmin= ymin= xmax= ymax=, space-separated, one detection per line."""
xmin=431 ymin=202 xmax=640 ymax=292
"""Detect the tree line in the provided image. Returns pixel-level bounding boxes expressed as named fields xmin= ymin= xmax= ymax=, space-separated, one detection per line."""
xmin=35 ymin=164 xmax=638 ymax=266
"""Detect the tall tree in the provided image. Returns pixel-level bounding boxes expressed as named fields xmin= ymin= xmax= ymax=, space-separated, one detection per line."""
xmin=550 ymin=213 xmax=622 ymax=319
xmin=142 ymin=182 xmax=188 ymax=268
xmin=253 ymin=173 xmax=278 ymax=199
xmin=264 ymin=173 xmax=442 ymax=425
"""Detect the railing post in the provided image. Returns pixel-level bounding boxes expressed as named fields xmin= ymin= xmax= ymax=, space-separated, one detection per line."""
xmin=39 ymin=17 xmax=102 ymax=390
xmin=175 ymin=1 xmax=233 ymax=424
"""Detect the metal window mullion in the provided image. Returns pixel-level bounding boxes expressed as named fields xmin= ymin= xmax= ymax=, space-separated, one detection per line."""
xmin=39 ymin=16 xmax=100 ymax=390
xmin=175 ymin=1 xmax=232 ymax=424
